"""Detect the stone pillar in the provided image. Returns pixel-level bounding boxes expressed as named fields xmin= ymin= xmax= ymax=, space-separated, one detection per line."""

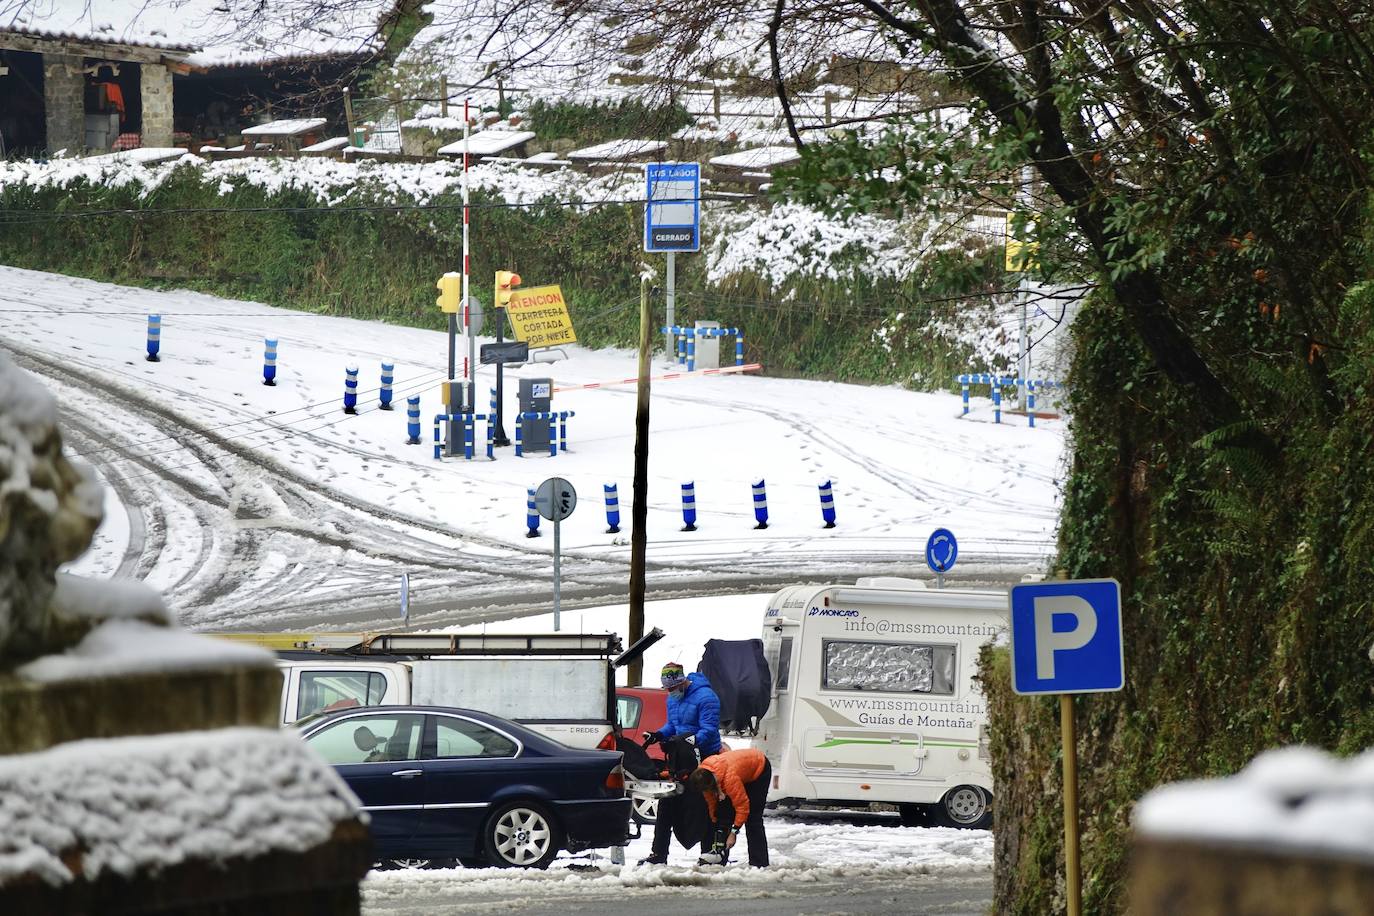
xmin=141 ymin=62 xmax=174 ymax=147
xmin=42 ymin=54 xmax=84 ymax=154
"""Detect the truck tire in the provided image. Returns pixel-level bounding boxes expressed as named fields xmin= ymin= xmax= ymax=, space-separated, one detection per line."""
xmin=483 ymin=800 xmax=562 ymax=868
xmin=938 ymin=785 xmax=992 ymax=829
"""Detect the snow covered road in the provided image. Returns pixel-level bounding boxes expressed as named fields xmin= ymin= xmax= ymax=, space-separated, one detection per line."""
xmin=0 ymin=266 xmax=1066 ymax=630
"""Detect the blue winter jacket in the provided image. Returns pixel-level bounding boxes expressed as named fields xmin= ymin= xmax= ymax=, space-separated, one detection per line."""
xmin=656 ymin=672 xmax=722 ymax=756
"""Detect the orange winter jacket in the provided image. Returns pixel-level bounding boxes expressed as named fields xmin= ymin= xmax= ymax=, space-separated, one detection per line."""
xmin=700 ymin=748 xmax=767 ymax=828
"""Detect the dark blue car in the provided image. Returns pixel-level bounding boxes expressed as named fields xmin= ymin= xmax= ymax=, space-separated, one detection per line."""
xmin=298 ymin=705 xmax=630 ymax=868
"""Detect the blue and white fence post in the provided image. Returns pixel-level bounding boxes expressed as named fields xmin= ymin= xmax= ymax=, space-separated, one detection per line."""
xmin=406 ymin=396 xmax=421 ymax=444
xmin=558 ymin=411 xmax=573 ymax=454
xmin=515 ymin=422 xmax=524 ymax=457
xmin=432 ymin=414 xmax=444 ymax=459
xmin=1026 ymin=380 xmax=1037 ymax=428
xmin=526 ymin=487 xmax=540 ymax=538
xmin=379 ymin=361 xmax=394 ymax=410
xmin=262 ymin=338 xmax=277 ymax=386
xmin=992 ymin=383 xmax=1002 ymax=424
xmin=463 ymin=414 xmax=476 ymax=460
xmin=751 ymin=479 xmax=769 ymax=530
xmin=548 ymin=416 xmax=558 ymax=457
xmin=343 ymin=365 xmax=359 ymax=414
xmin=686 ymin=332 xmax=696 ymax=372
xmin=959 ymin=374 xmax=970 ymax=416
xmin=818 ymin=480 xmax=837 ymax=528
xmin=604 ymin=483 xmax=621 ymax=534
xmin=681 ymin=481 xmax=698 ymax=532
xmin=735 ymin=329 xmax=745 ymax=367
xmin=145 ymin=314 xmax=161 ymax=362
xmin=485 ymin=413 xmax=495 ymax=459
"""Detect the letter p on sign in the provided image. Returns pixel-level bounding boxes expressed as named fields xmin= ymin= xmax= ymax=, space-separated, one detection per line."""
xmin=1010 ymin=579 xmax=1124 ymax=695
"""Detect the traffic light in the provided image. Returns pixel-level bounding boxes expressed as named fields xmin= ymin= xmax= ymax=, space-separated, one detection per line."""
xmin=495 ymin=270 xmax=522 ymax=309
xmin=436 ymin=272 xmax=461 ymax=313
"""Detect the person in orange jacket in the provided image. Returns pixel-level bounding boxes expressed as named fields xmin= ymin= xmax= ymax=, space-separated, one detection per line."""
xmin=687 ymin=747 xmax=771 ymax=867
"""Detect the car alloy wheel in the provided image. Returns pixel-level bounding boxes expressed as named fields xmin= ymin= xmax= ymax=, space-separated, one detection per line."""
xmin=631 ymin=795 xmax=659 ymax=825
xmin=485 ymin=801 xmax=560 ymax=868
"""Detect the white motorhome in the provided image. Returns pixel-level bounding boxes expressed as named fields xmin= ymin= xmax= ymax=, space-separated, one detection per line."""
xmin=755 ymin=578 xmax=1007 ymax=828
xmin=222 ymin=630 xmax=661 ymax=751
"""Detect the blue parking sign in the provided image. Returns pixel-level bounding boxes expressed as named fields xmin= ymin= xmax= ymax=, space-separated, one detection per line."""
xmin=1010 ymin=578 xmax=1124 ymax=695
xmin=645 ymin=163 xmax=700 ymax=252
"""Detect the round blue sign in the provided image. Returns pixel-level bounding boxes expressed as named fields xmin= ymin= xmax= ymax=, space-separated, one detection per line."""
xmin=926 ymin=528 xmax=958 ymax=573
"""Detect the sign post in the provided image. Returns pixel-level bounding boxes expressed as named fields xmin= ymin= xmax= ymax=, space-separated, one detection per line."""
xmin=644 ymin=163 xmax=700 ymax=356
xmin=535 ymin=477 xmax=577 ymax=631
xmin=399 ymin=572 xmax=410 ymax=625
xmin=1009 ymin=578 xmax=1124 ymax=916
xmin=925 ymin=527 xmax=958 ymax=589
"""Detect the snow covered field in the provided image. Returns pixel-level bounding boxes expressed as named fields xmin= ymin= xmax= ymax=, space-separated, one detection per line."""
xmin=0 ymin=265 xmax=1065 ymax=631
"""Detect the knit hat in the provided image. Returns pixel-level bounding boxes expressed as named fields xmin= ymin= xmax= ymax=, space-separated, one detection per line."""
xmin=660 ymin=662 xmax=688 ymax=690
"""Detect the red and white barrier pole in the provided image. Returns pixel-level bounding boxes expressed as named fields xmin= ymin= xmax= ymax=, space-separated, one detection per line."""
xmin=553 ymin=362 xmax=761 ymax=393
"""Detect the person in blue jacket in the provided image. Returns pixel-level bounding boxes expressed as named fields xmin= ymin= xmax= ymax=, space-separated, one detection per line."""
xmin=638 ymin=662 xmax=722 ymax=864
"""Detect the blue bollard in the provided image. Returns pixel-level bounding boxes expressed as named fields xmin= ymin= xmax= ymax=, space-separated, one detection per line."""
xmin=515 ymin=422 xmax=524 ymax=457
xmin=406 ymin=396 xmax=421 ymax=444
xmin=752 ymin=479 xmax=769 ymax=529
xmin=548 ymin=415 xmax=557 ymax=457
xmin=959 ymin=374 xmax=970 ymax=415
xmin=992 ymin=383 xmax=1002 ymax=424
xmin=818 ymin=480 xmax=837 ymax=528
xmin=145 ymin=314 xmax=161 ymax=362
xmin=735 ymin=330 xmax=745 ymax=367
xmin=463 ymin=414 xmax=475 ymax=460
xmin=1027 ymin=380 xmax=1037 ymax=428
xmin=681 ymin=481 xmax=698 ymax=532
xmin=485 ymin=413 xmax=494 ymax=459
xmin=558 ymin=410 xmax=573 ymax=454
xmin=379 ymin=361 xmax=394 ymax=410
xmin=262 ymin=338 xmax=277 ymax=386
xmin=433 ymin=414 xmax=443 ymax=459
xmin=344 ymin=365 xmax=359 ymax=415
xmin=686 ymin=332 xmax=696 ymax=372
xmin=604 ymin=483 xmax=621 ymax=533
xmin=526 ymin=488 xmax=540 ymax=538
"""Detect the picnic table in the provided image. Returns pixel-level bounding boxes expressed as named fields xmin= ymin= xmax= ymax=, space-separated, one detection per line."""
xmin=708 ymin=145 xmax=801 ymax=171
xmin=567 ymin=139 xmax=667 ymax=164
xmin=240 ymin=118 xmax=329 ymax=155
xmin=437 ymin=130 xmax=536 ymax=160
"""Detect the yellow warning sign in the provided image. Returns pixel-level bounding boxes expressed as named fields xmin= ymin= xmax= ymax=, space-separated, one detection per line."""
xmin=1004 ymin=212 xmax=1039 ymax=272
xmin=506 ymin=284 xmax=577 ymax=349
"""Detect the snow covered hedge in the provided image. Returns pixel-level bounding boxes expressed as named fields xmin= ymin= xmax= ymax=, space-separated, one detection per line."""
xmin=0 ymin=155 xmax=1014 ymax=385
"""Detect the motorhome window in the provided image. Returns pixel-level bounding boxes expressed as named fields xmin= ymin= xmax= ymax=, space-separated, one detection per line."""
xmin=297 ymin=670 xmax=388 ymax=719
xmin=821 ymin=640 xmax=956 ymax=695
xmin=432 ymin=717 xmax=518 ymax=758
xmin=617 ymin=695 xmax=643 ymax=730
xmin=775 ymin=637 xmax=793 ymax=691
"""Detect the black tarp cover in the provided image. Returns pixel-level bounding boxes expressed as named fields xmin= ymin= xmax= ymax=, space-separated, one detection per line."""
xmin=699 ymin=638 xmax=772 ymax=734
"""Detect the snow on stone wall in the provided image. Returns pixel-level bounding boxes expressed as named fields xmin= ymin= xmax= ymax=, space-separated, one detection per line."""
xmin=0 ymin=727 xmax=361 ymax=888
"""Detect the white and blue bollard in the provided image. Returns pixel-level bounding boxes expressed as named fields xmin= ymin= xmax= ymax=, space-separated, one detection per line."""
xmin=406 ymin=396 xmax=421 ymax=444
xmin=959 ymin=374 xmax=971 ymax=415
xmin=145 ymin=314 xmax=161 ymax=362
xmin=526 ymin=488 xmax=540 ymax=538
xmin=515 ymin=423 xmax=524 ymax=457
xmin=1027 ymin=380 xmax=1037 ymax=428
xmin=343 ymin=365 xmax=359 ymax=414
xmin=686 ymin=333 xmax=696 ymax=372
xmin=604 ymin=483 xmax=621 ymax=533
xmin=432 ymin=414 xmax=445 ymax=459
xmin=379 ymin=362 xmax=394 ymax=410
xmin=735 ymin=330 xmax=745 ymax=367
xmin=818 ymin=480 xmax=837 ymax=528
xmin=681 ymin=481 xmax=698 ymax=532
xmin=262 ymin=338 xmax=277 ymax=386
xmin=752 ymin=479 xmax=769 ymax=530
xmin=992 ymin=383 xmax=1002 ymax=424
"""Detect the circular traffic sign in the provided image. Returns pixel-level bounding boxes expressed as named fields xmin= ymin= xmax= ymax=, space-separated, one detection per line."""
xmin=926 ymin=528 xmax=958 ymax=573
xmin=535 ymin=477 xmax=577 ymax=522
xmin=463 ymin=295 xmax=485 ymax=335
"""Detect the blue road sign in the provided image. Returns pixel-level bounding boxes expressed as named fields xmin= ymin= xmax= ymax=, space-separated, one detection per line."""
xmin=645 ymin=163 xmax=700 ymax=252
xmin=1010 ymin=578 xmax=1124 ymax=695
xmin=925 ymin=528 xmax=958 ymax=573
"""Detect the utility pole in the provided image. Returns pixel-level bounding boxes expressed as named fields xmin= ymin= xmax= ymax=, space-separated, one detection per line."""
xmin=663 ymin=251 xmax=676 ymax=357
xmin=627 ymin=275 xmax=651 ymax=687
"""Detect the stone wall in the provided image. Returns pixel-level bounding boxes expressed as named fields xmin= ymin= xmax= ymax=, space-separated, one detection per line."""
xmin=141 ymin=63 xmax=174 ymax=148
xmin=42 ymin=53 xmax=84 ymax=153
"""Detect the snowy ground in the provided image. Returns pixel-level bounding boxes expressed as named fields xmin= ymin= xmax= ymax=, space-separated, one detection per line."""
xmin=0 ymin=265 xmax=1065 ymax=631
xmin=362 ymin=812 xmax=992 ymax=915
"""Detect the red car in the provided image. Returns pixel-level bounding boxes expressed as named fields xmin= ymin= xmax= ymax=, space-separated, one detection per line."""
xmin=616 ymin=686 xmax=670 ymax=824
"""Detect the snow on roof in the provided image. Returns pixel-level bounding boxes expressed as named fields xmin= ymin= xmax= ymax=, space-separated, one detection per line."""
xmin=1135 ymin=745 xmax=1374 ymax=860
xmin=436 ymin=130 xmax=536 ymax=157
xmin=709 ymin=145 xmax=802 ymax=170
xmin=18 ymin=618 xmax=273 ymax=682
xmin=567 ymin=139 xmax=666 ymax=162
xmin=1 ymin=0 xmax=395 ymax=67
xmin=0 ymin=727 xmax=359 ymax=887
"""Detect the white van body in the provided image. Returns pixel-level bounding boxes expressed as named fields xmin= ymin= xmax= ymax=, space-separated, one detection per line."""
xmin=755 ymin=579 xmax=1007 ymax=826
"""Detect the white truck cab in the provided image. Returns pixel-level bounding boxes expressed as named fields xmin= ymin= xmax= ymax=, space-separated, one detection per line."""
xmin=755 ymin=578 xmax=1006 ymax=828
